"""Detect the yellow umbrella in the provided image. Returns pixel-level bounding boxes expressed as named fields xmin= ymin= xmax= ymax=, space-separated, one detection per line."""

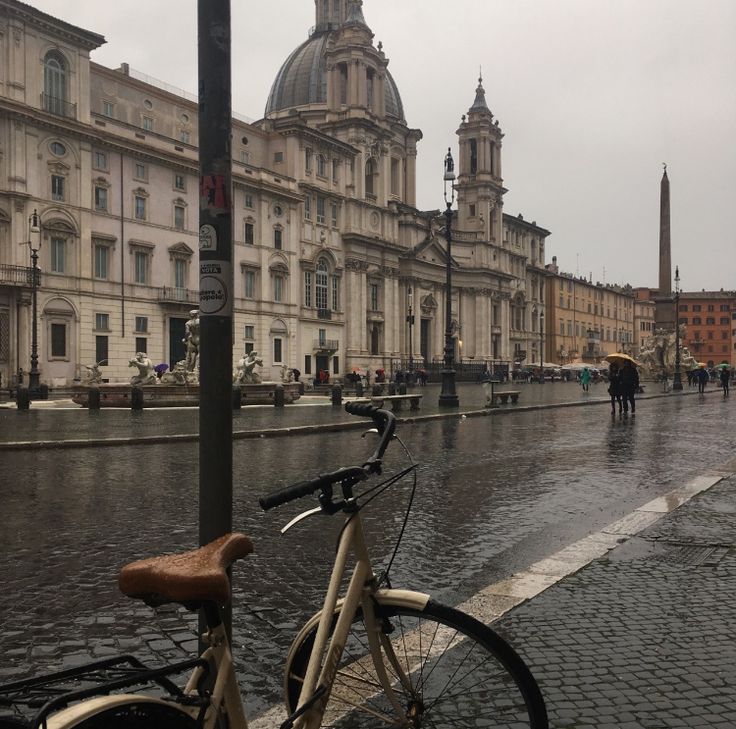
xmin=605 ymin=352 xmax=641 ymax=367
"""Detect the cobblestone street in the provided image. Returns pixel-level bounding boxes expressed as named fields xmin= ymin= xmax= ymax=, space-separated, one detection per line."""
xmin=1 ymin=387 xmax=734 ymax=725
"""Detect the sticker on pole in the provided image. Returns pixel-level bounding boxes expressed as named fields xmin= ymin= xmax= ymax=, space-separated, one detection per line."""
xmin=199 ymin=261 xmax=232 ymax=315
xmin=199 ymin=224 xmax=217 ymax=251
xmin=200 ymin=174 xmax=230 ymax=215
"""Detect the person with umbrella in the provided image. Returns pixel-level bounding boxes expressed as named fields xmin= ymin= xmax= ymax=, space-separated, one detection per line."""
xmin=718 ymin=362 xmax=730 ymax=396
xmin=608 ymin=362 xmax=623 ymax=415
xmin=619 ymin=359 xmax=640 ymax=415
xmin=695 ymin=363 xmax=709 ymax=395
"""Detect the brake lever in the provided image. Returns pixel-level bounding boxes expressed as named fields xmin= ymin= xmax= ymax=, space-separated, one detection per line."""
xmin=281 ymin=506 xmax=322 ymax=535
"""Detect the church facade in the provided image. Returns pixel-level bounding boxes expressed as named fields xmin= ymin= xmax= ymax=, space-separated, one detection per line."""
xmin=0 ymin=0 xmax=550 ymax=388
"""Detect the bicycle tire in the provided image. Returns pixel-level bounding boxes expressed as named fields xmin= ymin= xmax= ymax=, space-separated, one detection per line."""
xmin=43 ymin=696 xmax=198 ymax=729
xmin=285 ymin=598 xmax=548 ymax=728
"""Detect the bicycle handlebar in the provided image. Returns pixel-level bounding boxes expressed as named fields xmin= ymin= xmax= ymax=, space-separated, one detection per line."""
xmin=258 ymin=403 xmax=396 ymax=511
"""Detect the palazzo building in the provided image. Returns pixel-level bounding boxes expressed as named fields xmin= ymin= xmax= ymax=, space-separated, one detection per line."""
xmin=0 ymin=0 xmax=550 ymax=387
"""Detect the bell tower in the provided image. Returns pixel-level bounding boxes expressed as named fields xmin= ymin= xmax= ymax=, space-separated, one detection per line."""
xmin=314 ymin=0 xmax=348 ymax=31
xmin=455 ymin=75 xmax=505 ymax=243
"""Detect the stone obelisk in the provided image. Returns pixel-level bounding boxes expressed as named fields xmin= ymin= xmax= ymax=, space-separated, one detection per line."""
xmin=654 ymin=165 xmax=675 ymax=331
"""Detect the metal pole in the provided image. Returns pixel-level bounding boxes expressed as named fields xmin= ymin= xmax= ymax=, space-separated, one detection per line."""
xmin=407 ymin=287 xmax=414 ymax=373
xmin=673 ymin=266 xmax=683 ymax=390
xmin=28 ymin=247 xmax=40 ymax=394
xmin=198 ymin=0 xmax=234 ymax=637
xmin=439 ymin=149 xmax=458 ymax=407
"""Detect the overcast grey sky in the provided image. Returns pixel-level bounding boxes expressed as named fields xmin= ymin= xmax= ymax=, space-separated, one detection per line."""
xmin=30 ymin=0 xmax=736 ymax=292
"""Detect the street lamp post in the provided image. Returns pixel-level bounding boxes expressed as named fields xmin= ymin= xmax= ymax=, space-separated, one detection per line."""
xmin=672 ymin=265 xmax=683 ymax=391
xmin=27 ymin=209 xmax=42 ymax=396
xmin=539 ymin=311 xmax=544 ymax=375
xmin=407 ymin=286 xmax=414 ymax=375
xmin=439 ymin=148 xmax=459 ymax=407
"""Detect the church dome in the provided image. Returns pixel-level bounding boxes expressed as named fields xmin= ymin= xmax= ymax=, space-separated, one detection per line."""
xmin=264 ymin=30 xmax=405 ymax=122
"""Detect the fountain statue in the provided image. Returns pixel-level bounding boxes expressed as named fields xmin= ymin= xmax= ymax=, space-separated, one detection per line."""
xmin=234 ymin=350 xmax=264 ymax=384
xmin=280 ymin=364 xmax=294 ymax=383
xmin=83 ymin=362 xmax=103 ymax=385
xmin=638 ymin=326 xmax=697 ymax=377
xmin=128 ymin=352 xmax=157 ymax=386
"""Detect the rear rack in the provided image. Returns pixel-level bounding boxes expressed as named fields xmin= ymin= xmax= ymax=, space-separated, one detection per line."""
xmin=0 ymin=655 xmax=207 ymax=728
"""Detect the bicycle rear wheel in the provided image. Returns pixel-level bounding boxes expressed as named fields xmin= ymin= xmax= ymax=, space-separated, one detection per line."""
xmin=286 ymin=598 xmax=548 ymax=728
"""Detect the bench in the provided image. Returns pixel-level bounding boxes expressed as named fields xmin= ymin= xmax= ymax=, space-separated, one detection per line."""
xmin=370 ymin=393 xmax=423 ymax=411
xmin=491 ymin=390 xmax=521 ymax=405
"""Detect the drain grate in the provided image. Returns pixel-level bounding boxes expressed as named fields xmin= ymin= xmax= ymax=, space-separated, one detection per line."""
xmin=649 ymin=543 xmax=729 ymax=568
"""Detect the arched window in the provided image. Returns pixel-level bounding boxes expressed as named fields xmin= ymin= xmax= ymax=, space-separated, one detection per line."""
xmin=315 ymin=258 xmax=329 ymax=310
xmin=365 ymin=158 xmax=375 ymax=196
xmin=43 ymin=52 xmax=67 ymax=115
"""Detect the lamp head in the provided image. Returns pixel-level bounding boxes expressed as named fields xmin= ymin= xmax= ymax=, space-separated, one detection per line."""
xmin=443 ymin=148 xmax=455 ymax=182
xmin=30 ymin=209 xmax=40 ymax=234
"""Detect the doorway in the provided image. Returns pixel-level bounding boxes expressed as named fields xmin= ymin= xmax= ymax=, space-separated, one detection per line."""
xmin=169 ymin=317 xmax=187 ymax=366
xmin=420 ymin=318 xmax=431 ymax=363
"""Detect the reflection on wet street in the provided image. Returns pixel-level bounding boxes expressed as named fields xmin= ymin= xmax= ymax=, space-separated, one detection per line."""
xmin=0 ymin=392 xmax=732 ymax=715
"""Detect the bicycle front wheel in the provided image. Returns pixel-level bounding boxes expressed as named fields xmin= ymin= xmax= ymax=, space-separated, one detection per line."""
xmin=286 ymin=598 xmax=548 ymax=728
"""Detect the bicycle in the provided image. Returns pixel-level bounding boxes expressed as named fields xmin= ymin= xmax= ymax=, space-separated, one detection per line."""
xmin=0 ymin=403 xmax=549 ymax=728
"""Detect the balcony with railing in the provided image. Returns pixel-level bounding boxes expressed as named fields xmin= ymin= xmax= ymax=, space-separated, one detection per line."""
xmin=158 ymin=286 xmax=199 ymax=305
xmin=317 ymin=308 xmax=332 ymax=320
xmin=313 ymin=339 xmax=339 ymax=352
xmin=41 ymin=93 xmax=77 ymax=119
xmin=0 ymin=264 xmax=36 ymax=287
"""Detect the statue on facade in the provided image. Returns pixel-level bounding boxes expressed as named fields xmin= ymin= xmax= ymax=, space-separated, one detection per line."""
xmin=129 ymin=352 xmax=157 ymax=386
xmin=183 ymin=309 xmax=200 ymax=372
xmin=234 ymin=350 xmax=264 ymax=385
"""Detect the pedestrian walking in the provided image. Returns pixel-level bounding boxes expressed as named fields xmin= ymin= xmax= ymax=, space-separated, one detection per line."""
xmin=608 ymin=363 xmax=623 ymax=415
xmin=580 ymin=366 xmax=592 ymax=392
xmin=619 ymin=360 xmax=639 ymax=414
xmin=720 ymin=365 xmax=730 ymax=396
xmin=696 ymin=365 xmax=708 ymax=394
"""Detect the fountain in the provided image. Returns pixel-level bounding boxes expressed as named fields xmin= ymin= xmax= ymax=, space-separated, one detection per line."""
xmin=71 ymin=311 xmax=300 ymax=408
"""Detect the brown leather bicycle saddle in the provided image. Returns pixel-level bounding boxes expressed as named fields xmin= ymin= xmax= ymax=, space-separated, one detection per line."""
xmin=118 ymin=533 xmax=254 ymax=606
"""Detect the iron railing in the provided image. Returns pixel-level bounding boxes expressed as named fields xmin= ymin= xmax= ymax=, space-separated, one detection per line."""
xmin=313 ymin=339 xmax=339 ymax=352
xmin=41 ymin=93 xmax=76 ymax=118
xmin=157 ymin=287 xmax=199 ymax=305
xmin=390 ymin=358 xmax=512 ymax=382
xmin=0 ymin=264 xmax=36 ymax=287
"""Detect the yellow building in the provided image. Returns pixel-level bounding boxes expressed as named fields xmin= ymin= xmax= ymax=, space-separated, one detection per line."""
xmin=544 ymin=257 xmax=635 ymax=364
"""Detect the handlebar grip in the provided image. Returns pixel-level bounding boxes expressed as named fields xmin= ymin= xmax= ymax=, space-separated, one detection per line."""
xmin=259 ymin=479 xmax=320 ymax=511
xmin=344 ymin=401 xmax=380 ymax=417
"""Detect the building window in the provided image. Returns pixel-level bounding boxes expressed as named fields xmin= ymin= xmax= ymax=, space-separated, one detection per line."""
xmin=179 ymin=130 xmax=190 ymax=144
xmin=50 ymin=237 xmax=66 ymax=273
xmin=94 ymin=244 xmax=109 ymax=279
xmin=135 ymin=316 xmax=148 ymax=333
xmin=317 ymin=154 xmax=326 ymax=177
xmin=245 ymin=193 xmax=254 ymax=209
xmin=692 ymin=317 xmax=702 ymax=325
xmin=102 ymin=101 xmax=114 ymax=118
xmin=95 ymin=312 xmax=110 ymax=331
xmin=273 ymin=337 xmax=283 ymax=363
xmin=134 ymin=163 xmax=147 ymax=180
xmin=142 ymin=116 xmax=154 ymax=131
xmin=316 ymin=197 xmax=326 ymax=224
xmin=244 ymin=325 xmax=255 ymax=340
xmin=174 ymin=205 xmax=185 ymax=231
xmin=93 ymin=150 xmax=108 ymax=170
xmin=331 ymin=203 xmax=338 ymax=227
xmin=134 ymin=196 xmax=147 ymax=220
xmin=51 ymin=323 xmax=66 ymax=357
xmin=305 ymin=148 xmax=312 ymax=173
xmin=95 ymin=336 xmax=108 ymax=365
xmin=174 ymin=174 xmax=186 ymax=191
xmin=94 ymin=186 xmax=108 ymax=212
xmin=304 ymin=354 xmax=312 ymax=375
xmin=304 ymin=196 xmax=312 ymax=220
xmin=391 ymin=158 xmax=400 ymax=196
xmin=274 ymin=228 xmax=283 ymax=250
xmin=706 ymin=317 xmax=715 ymax=325
xmin=134 ymin=251 xmax=149 ymax=284
xmin=304 ymin=271 xmax=312 ymax=307
xmin=316 ymin=258 xmax=329 ymax=310
xmin=43 ymin=52 xmax=67 ymax=115
xmin=244 ymin=270 xmax=256 ymax=298
xmin=370 ymin=283 xmax=379 ymax=311
xmin=692 ymin=304 xmax=701 ymax=312
xmin=135 ymin=337 xmax=147 ymax=353
xmin=721 ymin=317 xmax=730 ymax=326
xmin=332 ymin=159 xmax=339 ymax=181
xmin=333 ymin=355 xmax=339 ymax=374
xmin=274 ymin=151 xmax=283 ymax=163
xmin=332 ymin=275 xmax=340 ymax=311
xmin=51 ymin=175 xmax=65 ymax=201
xmin=244 ymin=221 xmax=254 ymax=245
xmin=365 ymin=159 xmax=375 ymax=196
xmin=174 ymin=258 xmax=187 ymax=289
xmin=274 ymin=275 xmax=284 ymax=302
xmin=240 ymin=150 xmax=250 ymax=165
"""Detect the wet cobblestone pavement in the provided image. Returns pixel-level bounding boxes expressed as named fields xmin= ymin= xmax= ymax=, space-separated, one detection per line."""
xmin=0 ymin=388 xmax=734 ymax=725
